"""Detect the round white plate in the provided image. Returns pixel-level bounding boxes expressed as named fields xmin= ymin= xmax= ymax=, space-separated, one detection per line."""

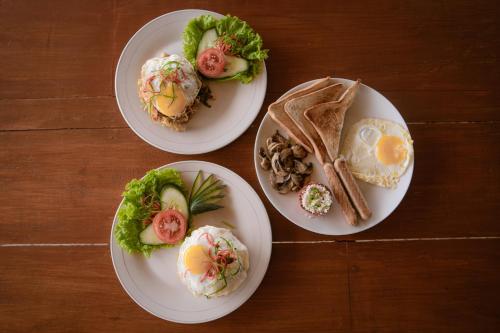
xmin=110 ymin=161 xmax=272 ymax=323
xmin=115 ymin=9 xmax=267 ymax=154
xmin=254 ymin=78 xmax=414 ymax=236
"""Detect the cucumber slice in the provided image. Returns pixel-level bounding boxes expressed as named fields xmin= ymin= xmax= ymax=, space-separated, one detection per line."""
xmin=218 ymin=55 xmax=249 ymax=78
xmin=198 ymin=195 xmax=225 ymax=205
xmin=188 ymin=172 xmax=225 ymax=215
xmin=194 ymin=182 xmax=225 ymax=202
xmin=189 ymin=171 xmax=203 ymax=203
xmin=197 ymin=29 xmax=218 ymax=57
xmin=190 ymin=202 xmax=223 ymax=215
xmin=139 ymin=223 xmax=163 ymax=245
xmin=193 ymin=174 xmax=216 ymax=198
xmin=160 ymin=186 xmax=189 ymax=219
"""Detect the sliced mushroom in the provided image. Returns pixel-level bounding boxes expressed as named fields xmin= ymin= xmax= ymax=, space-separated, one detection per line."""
xmin=268 ymin=142 xmax=286 ymax=154
xmin=264 ymin=145 xmax=272 ymax=159
xmin=279 ymin=148 xmax=293 ymax=161
xmin=291 ymin=144 xmax=307 ymax=159
xmin=275 ymin=173 xmax=291 ymax=184
xmin=272 ymin=130 xmax=287 ymax=144
xmin=259 ymin=156 xmax=271 ymax=170
xmin=291 ymin=173 xmax=304 ymax=186
xmin=277 ymin=178 xmax=293 ymax=194
xmin=261 ymin=130 xmax=314 ymax=193
xmin=258 ymin=148 xmax=271 ymax=170
xmin=290 ymin=173 xmax=305 ymax=191
xmin=305 ymin=162 xmax=313 ymax=175
xmin=283 ymin=159 xmax=294 ymax=172
xmin=278 ymin=148 xmax=293 ymax=171
xmin=265 ymin=137 xmax=274 ymax=150
xmin=269 ymin=172 xmax=278 ymax=190
xmin=271 ymin=153 xmax=288 ymax=177
xmin=294 ymin=160 xmax=313 ymax=175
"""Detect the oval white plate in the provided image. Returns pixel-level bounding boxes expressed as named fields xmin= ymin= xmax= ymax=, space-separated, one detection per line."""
xmin=110 ymin=161 xmax=272 ymax=323
xmin=115 ymin=9 xmax=267 ymax=154
xmin=254 ymin=78 xmax=414 ymax=236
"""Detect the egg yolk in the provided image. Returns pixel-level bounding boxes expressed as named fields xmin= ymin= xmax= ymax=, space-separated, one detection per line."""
xmin=376 ymin=135 xmax=407 ymax=165
xmin=154 ymin=81 xmax=187 ymax=118
xmin=184 ymin=245 xmax=209 ymax=275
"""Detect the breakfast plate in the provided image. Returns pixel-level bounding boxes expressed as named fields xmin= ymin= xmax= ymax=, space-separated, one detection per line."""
xmin=254 ymin=78 xmax=414 ymax=235
xmin=110 ymin=161 xmax=272 ymax=323
xmin=115 ymin=9 xmax=267 ymax=154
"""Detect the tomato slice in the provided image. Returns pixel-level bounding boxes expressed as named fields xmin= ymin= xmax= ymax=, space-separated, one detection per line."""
xmin=196 ymin=48 xmax=226 ymax=78
xmin=152 ymin=209 xmax=187 ymax=244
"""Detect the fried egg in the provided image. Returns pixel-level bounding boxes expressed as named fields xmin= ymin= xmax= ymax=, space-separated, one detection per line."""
xmin=138 ymin=54 xmax=201 ymax=118
xmin=177 ymin=226 xmax=249 ymax=298
xmin=341 ymin=118 xmax=413 ymax=188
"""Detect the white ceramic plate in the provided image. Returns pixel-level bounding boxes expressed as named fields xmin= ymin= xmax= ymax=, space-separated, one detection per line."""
xmin=254 ymin=78 xmax=414 ymax=235
xmin=115 ymin=9 xmax=267 ymax=154
xmin=110 ymin=161 xmax=272 ymax=323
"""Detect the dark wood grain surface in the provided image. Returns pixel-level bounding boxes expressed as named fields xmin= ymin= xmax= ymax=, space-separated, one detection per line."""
xmin=1 ymin=0 xmax=499 ymax=332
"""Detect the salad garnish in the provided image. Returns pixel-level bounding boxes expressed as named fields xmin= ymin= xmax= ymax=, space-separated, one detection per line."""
xmin=114 ymin=168 xmax=225 ymax=256
xmin=189 ymin=171 xmax=226 ymax=215
xmin=183 ymin=14 xmax=268 ymax=83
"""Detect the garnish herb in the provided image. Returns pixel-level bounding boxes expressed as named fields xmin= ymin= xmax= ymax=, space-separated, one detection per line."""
xmin=199 ymin=234 xmax=242 ymax=297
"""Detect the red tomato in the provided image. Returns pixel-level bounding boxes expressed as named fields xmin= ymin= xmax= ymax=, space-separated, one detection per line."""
xmin=196 ymin=48 xmax=226 ymax=78
xmin=152 ymin=209 xmax=187 ymax=244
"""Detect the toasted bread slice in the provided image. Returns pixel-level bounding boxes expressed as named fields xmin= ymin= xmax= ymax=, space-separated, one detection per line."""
xmin=304 ymin=80 xmax=361 ymax=162
xmin=338 ymin=79 xmax=360 ymax=108
xmin=334 ymin=157 xmax=372 ymax=220
xmin=268 ymin=77 xmax=335 ymax=152
xmin=323 ymin=162 xmax=358 ymax=225
xmin=284 ymin=83 xmax=344 ymax=164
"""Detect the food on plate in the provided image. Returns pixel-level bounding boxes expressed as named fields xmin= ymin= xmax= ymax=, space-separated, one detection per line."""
xmin=183 ymin=14 xmax=268 ymax=83
xmin=297 ymin=80 xmax=361 ymax=226
xmin=304 ymin=80 xmax=361 ymax=162
xmin=284 ymin=83 xmax=345 ymax=164
xmin=268 ymin=77 xmax=337 ymax=153
xmin=258 ymin=130 xmax=312 ymax=194
xmin=299 ymin=183 xmax=333 ymax=216
xmin=267 ymin=79 xmax=366 ymax=226
xmin=114 ymin=169 xmax=225 ymax=256
xmin=334 ymin=157 xmax=372 ymax=220
xmin=138 ymin=54 xmax=213 ymax=131
xmin=139 ymin=209 xmax=187 ymax=245
xmin=188 ymin=170 xmax=227 ymax=215
xmin=177 ymin=226 xmax=249 ymax=297
xmin=323 ymin=162 xmax=358 ymax=226
xmin=341 ymin=118 xmax=413 ymax=188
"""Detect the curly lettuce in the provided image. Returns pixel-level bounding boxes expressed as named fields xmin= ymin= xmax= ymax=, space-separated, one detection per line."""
xmin=114 ymin=168 xmax=187 ymax=257
xmin=183 ymin=14 xmax=268 ymax=83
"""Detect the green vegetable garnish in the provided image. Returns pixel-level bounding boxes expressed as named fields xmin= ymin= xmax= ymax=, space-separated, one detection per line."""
xmin=114 ymin=168 xmax=187 ymax=257
xmin=189 ymin=171 xmax=226 ymax=215
xmin=205 ymin=236 xmax=242 ymax=297
xmin=183 ymin=14 xmax=268 ymax=83
xmin=114 ymin=169 xmax=226 ymax=257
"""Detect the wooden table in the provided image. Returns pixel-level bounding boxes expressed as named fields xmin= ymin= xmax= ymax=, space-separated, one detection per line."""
xmin=1 ymin=1 xmax=499 ymax=332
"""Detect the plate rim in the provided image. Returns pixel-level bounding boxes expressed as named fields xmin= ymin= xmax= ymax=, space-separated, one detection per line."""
xmin=110 ymin=160 xmax=273 ymax=323
xmin=253 ymin=78 xmax=415 ymax=236
xmin=114 ymin=9 xmax=268 ymax=155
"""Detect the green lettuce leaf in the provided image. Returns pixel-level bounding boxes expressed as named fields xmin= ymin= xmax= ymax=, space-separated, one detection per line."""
xmin=183 ymin=15 xmax=218 ymax=68
xmin=114 ymin=168 xmax=187 ymax=257
xmin=183 ymin=14 xmax=268 ymax=84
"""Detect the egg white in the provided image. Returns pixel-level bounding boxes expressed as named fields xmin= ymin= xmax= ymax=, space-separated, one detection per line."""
xmin=177 ymin=226 xmax=250 ymax=298
xmin=341 ymin=118 xmax=414 ymax=188
xmin=139 ymin=54 xmax=201 ymax=108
